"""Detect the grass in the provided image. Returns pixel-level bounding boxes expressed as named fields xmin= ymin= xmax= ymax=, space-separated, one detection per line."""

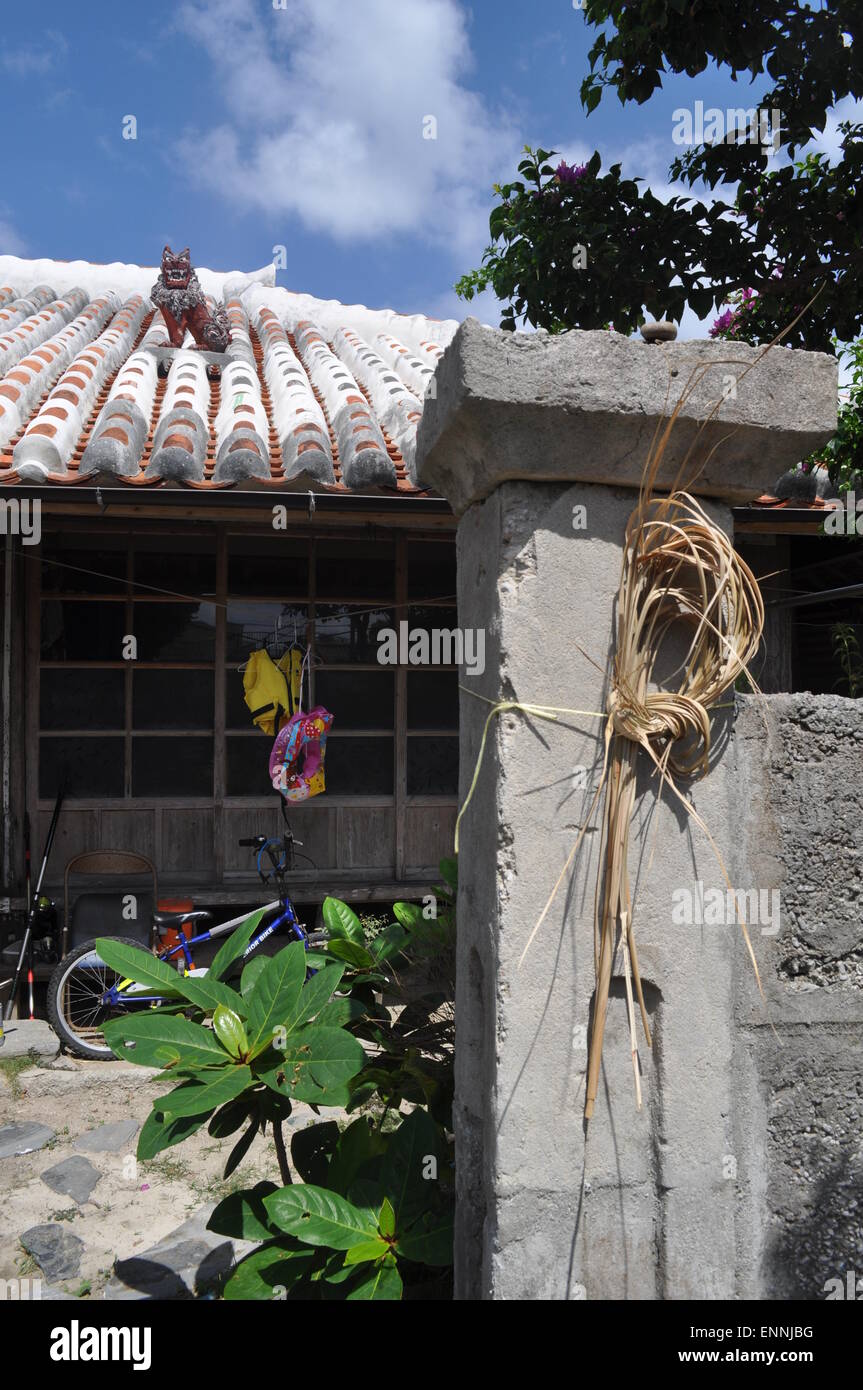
xmin=0 ymin=1056 xmax=32 ymax=1098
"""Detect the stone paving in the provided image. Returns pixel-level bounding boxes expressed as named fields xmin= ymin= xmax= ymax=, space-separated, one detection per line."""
xmin=0 ymin=1038 xmax=324 ymax=1300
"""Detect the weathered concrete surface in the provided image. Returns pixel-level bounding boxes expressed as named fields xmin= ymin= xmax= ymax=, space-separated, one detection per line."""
xmin=451 ymin=485 xmax=862 ymax=1301
xmin=730 ymin=695 xmax=863 ymax=1300
xmin=417 ymin=319 xmax=838 ymax=513
xmin=0 ymin=1019 xmax=59 ymax=1059
xmin=453 ymin=480 xmax=748 ymax=1299
xmin=419 ymin=322 xmax=854 ymax=1301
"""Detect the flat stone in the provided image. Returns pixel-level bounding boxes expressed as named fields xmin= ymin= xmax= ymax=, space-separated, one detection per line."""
xmin=104 ymin=1205 xmax=255 ymax=1301
xmin=74 ymin=1119 xmax=139 ymax=1154
xmin=39 ymin=1284 xmax=78 ymax=1300
xmin=0 ymin=1121 xmax=55 ymax=1158
xmin=41 ymin=1155 xmax=102 ymax=1204
xmin=416 ymin=317 xmax=838 ymax=513
xmin=0 ymin=1019 xmax=60 ymax=1059
xmin=21 ymin=1225 xmax=84 ymax=1282
xmin=16 ymin=1063 xmax=159 ymax=1098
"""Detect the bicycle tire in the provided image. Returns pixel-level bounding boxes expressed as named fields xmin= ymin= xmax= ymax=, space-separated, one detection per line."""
xmin=47 ymin=936 xmax=153 ymax=1061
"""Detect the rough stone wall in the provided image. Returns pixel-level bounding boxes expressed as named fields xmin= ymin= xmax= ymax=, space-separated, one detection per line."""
xmin=731 ymin=695 xmax=863 ymax=1300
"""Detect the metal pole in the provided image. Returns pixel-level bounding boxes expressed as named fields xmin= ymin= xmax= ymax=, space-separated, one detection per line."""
xmin=0 ymin=537 xmax=12 ymax=1038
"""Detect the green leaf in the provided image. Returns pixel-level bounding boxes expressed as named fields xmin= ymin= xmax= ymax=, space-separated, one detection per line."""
xmin=94 ymin=937 xmax=245 ymax=1016
xmin=258 ymin=1026 xmax=365 ymax=1104
xmin=380 ymin=1108 xmax=443 ymax=1226
xmin=438 ymin=856 xmax=458 ymax=890
xmin=208 ymin=1183 xmax=277 ymax=1241
xmin=155 ymin=1065 xmax=253 ymax=1119
xmin=322 ymin=897 xmax=365 ymax=945
xmin=94 ymin=937 xmax=185 ymax=999
xmin=392 ymin=901 xmax=423 ymax=932
xmin=244 ymin=942 xmax=306 ymax=1056
xmin=343 ymin=1239 xmax=388 ymax=1266
xmin=290 ymin=1120 xmax=340 ymax=1186
xmin=370 ymin=924 xmax=408 ymax=963
xmin=240 ymin=956 xmax=268 ymax=996
xmin=223 ymin=1117 xmax=259 ymax=1178
xmin=212 ymin=1005 xmax=248 ymax=1058
xmin=264 ymin=1185 xmax=379 ymax=1251
xmin=378 ymin=1196 xmax=396 ymax=1238
xmin=281 ymin=963 xmax=345 ymax=1035
xmin=314 ymin=995 xmax=367 ymax=1028
xmin=208 ymin=906 xmax=270 ymax=982
xmin=223 ymin=1239 xmax=316 ymax=1300
xmin=323 ymin=940 xmax=374 ymax=970
xmin=208 ymin=1098 xmax=252 ymax=1139
xmin=346 ymin=1261 xmax=403 ymax=1300
xmin=327 ymin=1118 xmax=386 ymax=1197
xmin=397 ymin=1211 xmax=453 ymax=1267
xmin=137 ymin=1106 xmax=207 ymax=1161
xmin=101 ymin=1013 xmax=228 ymax=1070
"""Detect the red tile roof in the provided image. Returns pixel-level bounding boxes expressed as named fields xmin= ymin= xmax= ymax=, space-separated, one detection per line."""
xmin=0 ymin=277 xmax=445 ymax=496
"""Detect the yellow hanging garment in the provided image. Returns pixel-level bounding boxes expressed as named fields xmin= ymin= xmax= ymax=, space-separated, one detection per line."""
xmin=243 ymin=649 xmax=290 ymax=735
xmin=277 ymin=647 xmax=304 ymax=718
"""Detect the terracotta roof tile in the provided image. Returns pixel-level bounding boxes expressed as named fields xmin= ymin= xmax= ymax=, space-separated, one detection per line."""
xmin=0 ymin=278 xmax=443 ymax=498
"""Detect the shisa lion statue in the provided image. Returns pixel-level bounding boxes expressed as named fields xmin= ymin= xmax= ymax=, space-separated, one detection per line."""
xmin=150 ymin=245 xmax=231 ymax=353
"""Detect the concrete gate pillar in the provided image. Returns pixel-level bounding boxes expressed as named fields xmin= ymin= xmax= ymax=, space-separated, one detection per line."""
xmin=416 ymin=321 xmax=836 ymax=1300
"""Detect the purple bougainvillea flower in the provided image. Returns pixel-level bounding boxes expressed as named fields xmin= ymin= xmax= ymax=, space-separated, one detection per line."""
xmin=709 ymin=309 xmax=735 ymax=338
xmin=555 ymin=159 xmax=587 ymax=185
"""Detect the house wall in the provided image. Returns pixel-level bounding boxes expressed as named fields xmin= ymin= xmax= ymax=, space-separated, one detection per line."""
xmin=4 ymin=508 xmax=458 ymax=908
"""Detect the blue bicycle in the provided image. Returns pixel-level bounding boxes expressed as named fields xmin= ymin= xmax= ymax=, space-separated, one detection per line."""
xmin=47 ymin=828 xmax=327 ymax=1060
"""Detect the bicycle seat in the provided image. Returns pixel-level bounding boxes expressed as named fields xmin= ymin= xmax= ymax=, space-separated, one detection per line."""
xmin=153 ymin=909 xmax=212 ymax=928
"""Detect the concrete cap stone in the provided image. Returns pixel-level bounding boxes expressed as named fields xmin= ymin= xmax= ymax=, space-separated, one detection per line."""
xmin=416 ymin=318 xmax=838 ymax=514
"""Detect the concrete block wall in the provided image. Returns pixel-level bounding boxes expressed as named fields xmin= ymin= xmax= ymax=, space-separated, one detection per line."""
xmin=415 ymin=319 xmax=854 ymax=1301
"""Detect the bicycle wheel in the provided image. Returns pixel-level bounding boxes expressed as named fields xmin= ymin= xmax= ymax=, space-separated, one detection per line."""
xmin=47 ymin=937 xmax=155 ymax=1061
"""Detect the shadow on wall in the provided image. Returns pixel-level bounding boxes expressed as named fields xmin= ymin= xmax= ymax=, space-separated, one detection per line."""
xmin=763 ymin=1147 xmax=863 ymax=1300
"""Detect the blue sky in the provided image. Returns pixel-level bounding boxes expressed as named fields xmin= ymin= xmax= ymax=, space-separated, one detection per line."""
xmin=0 ymin=0 xmax=849 ymax=329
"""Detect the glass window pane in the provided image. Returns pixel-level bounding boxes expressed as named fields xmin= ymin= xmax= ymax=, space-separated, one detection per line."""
xmin=41 ymin=600 xmax=127 ymax=661
xmin=407 ymin=671 xmax=459 ymax=730
xmin=132 ymin=603 xmax=216 ymax=662
xmin=325 ymin=737 xmax=393 ymax=795
xmin=40 ymin=669 xmax=125 ymax=730
xmin=134 ymin=537 xmax=216 ymax=597
xmin=407 ymin=737 xmax=458 ymax=795
xmin=314 ymin=672 xmax=394 ymax=730
xmin=226 ymin=736 xmax=272 ymax=796
xmin=314 ymin=606 xmax=394 ymax=663
xmin=226 ymin=671 xmax=253 ymax=730
xmin=40 ymin=534 xmax=128 ymax=594
xmin=39 ymin=737 xmax=125 ymax=798
xmin=226 ymin=603 xmax=308 ymax=662
xmin=132 ymin=737 xmax=213 ymax=796
xmin=228 ymin=537 xmax=309 ymax=596
xmin=407 ymin=605 xmax=459 ymax=654
xmin=133 ymin=671 xmax=214 ymax=729
xmin=316 ymin=540 xmax=394 ymax=599
xmin=408 ymin=540 xmax=456 ymax=600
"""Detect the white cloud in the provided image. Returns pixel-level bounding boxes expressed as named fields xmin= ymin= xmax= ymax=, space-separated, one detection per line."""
xmin=802 ymin=95 xmax=863 ymax=162
xmin=173 ymin=0 xmax=518 ymax=252
xmin=0 ymin=216 xmax=28 ymax=257
xmin=1 ymin=29 xmax=67 ymax=76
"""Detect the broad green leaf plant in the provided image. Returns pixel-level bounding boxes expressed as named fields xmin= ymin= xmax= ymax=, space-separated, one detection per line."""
xmin=96 ymin=858 xmax=458 ymax=1299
